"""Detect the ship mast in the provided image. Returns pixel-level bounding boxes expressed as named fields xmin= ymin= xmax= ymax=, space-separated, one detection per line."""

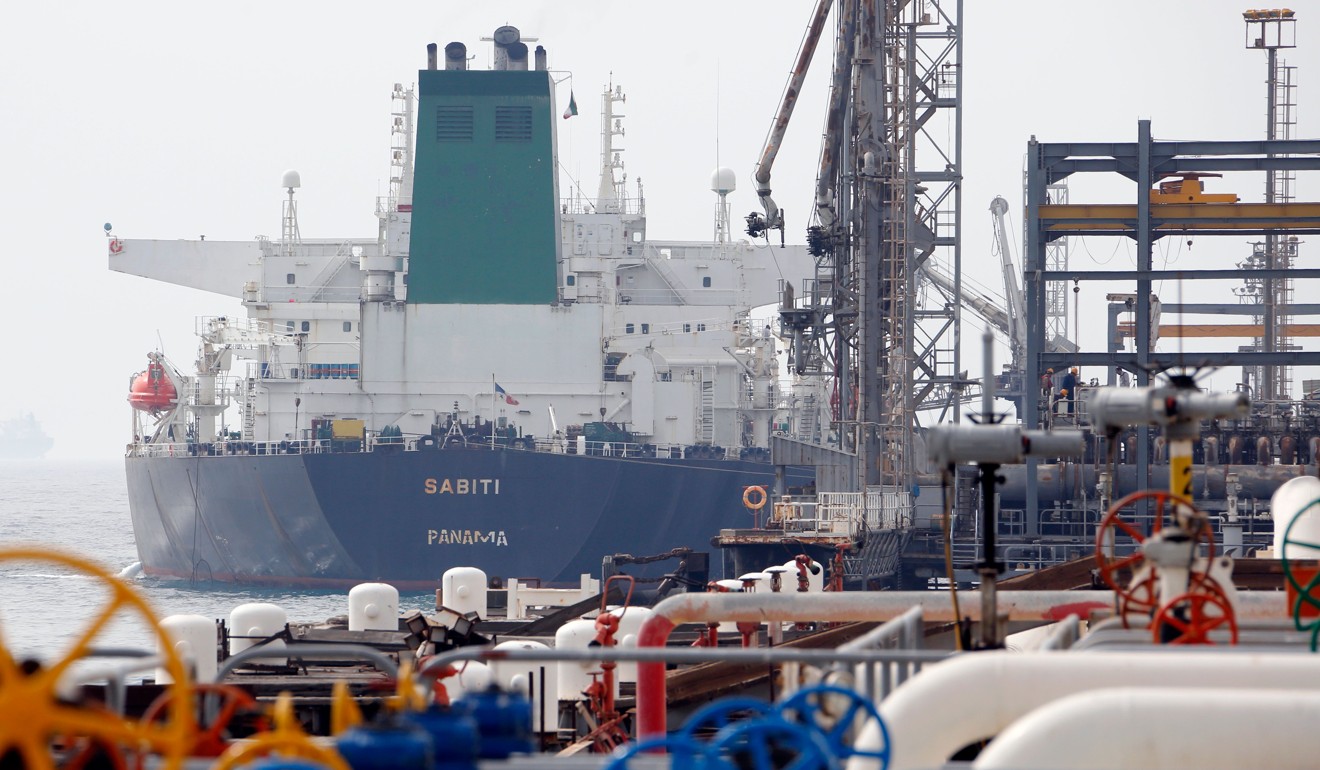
xmin=596 ymin=84 xmax=627 ymax=213
xmin=389 ymin=82 xmax=417 ymax=206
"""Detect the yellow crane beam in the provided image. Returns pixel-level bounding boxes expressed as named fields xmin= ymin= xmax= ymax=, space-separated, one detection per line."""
xmin=1117 ymin=323 xmax=1320 ymax=338
xmin=1040 ymin=202 xmax=1320 ymax=232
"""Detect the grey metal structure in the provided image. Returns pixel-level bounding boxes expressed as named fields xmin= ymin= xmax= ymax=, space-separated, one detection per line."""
xmin=1240 ymin=9 xmax=1299 ymax=401
xmin=778 ymin=0 xmax=963 ymax=492
xmin=1022 ymin=120 xmax=1320 ymax=531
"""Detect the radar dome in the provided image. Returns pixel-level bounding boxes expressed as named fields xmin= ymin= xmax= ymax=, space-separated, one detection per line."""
xmin=711 ymin=167 xmax=737 ymax=194
xmin=281 ymin=170 xmax=301 ymax=189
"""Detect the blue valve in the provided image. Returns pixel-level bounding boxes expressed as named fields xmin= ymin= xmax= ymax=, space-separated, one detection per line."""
xmin=709 ymin=715 xmax=836 ymax=770
xmin=678 ymin=697 xmax=775 ymax=742
xmin=778 ymin=685 xmax=890 ymax=770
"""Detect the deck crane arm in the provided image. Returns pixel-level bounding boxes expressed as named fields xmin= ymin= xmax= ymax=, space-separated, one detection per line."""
xmin=747 ymin=0 xmax=834 ymax=243
xmin=921 ymin=262 xmax=1011 ymax=341
xmin=990 ymin=196 xmax=1027 ymax=363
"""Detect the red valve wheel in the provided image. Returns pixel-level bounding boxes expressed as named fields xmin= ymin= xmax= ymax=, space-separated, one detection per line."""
xmin=140 ymin=683 xmax=263 ymax=763
xmin=1095 ymin=491 xmax=1214 ymax=604
xmin=1151 ymin=577 xmax=1238 ymax=645
xmin=1117 ymin=569 xmax=1160 ymax=627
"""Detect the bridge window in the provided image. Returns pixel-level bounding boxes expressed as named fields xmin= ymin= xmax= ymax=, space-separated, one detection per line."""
xmin=625 ymin=323 xmax=635 ymax=334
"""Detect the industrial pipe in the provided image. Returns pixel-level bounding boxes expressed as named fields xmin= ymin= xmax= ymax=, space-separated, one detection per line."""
xmin=847 ymin=650 xmax=1320 ymax=770
xmin=753 ymin=0 xmax=834 ymax=230
xmin=973 ymin=687 xmax=1320 ymax=769
xmin=633 ymin=591 xmax=1286 ymax=740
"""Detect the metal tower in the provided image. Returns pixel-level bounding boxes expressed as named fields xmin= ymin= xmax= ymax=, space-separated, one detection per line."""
xmin=780 ymin=0 xmax=963 ymax=492
xmin=1242 ymin=8 xmax=1299 ymax=402
xmin=1044 ymin=182 xmax=1071 ymax=347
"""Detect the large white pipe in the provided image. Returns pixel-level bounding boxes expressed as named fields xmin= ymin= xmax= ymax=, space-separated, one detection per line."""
xmin=847 ymin=651 xmax=1320 ymax=770
xmin=974 ymin=687 xmax=1320 ymax=770
xmin=638 ymin=591 xmax=1288 ymax=740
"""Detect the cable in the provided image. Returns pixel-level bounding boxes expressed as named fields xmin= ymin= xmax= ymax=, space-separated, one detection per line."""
xmin=940 ymin=467 xmax=964 ymax=651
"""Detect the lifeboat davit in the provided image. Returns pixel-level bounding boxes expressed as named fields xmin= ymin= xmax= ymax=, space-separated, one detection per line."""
xmin=128 ymin=361 xmax=178 ymax=414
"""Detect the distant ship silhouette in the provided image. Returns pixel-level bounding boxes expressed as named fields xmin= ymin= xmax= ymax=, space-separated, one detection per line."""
xmin=0 ymin=413 xmax=53 ymax=459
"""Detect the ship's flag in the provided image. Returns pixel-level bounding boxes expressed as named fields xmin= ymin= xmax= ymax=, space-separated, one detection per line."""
xmin=563 ymin=90 xmax=578 ymax=120
xmin=495 ymin=383 xmax=520 ymax=406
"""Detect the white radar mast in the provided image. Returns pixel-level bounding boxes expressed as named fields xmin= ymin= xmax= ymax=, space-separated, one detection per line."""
xmin=280 ymin=169 xmax=301 ymax=256
xmin=711 ymin=167 xmax=737 ymax=243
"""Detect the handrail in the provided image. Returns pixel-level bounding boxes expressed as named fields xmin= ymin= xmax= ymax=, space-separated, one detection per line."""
xmin=217 ymin=643 xmax=399 ymax=680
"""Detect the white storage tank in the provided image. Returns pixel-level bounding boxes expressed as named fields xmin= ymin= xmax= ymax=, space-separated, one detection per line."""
xmin=440 ymin=661 xmax=493 ymax=703
xmin=1272 ymin=476 xmax=1320 ymax=557
xmin=782 ymin=559 xmax=825 ymax=593
xmin=609 ymin=606 xmax=654 ymax=684
xmin=349 ymin=582 xmax=399 ymax=632
xmin=490 ymin=640 xmax=559 ymax=733
xmin=555 ymin=619 xmax=603 ymax=702
xmin=227 ymin=603 xmax=287 ymax=662
xmin=157 ymin=614 xmax=217 ymax=684
xmin=442 ymin=567 xmax=488 ymax=618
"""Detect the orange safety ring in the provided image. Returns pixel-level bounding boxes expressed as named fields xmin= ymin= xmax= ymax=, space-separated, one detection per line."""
xmin=742 ymin=485 xmax=767 ymax=511
xmin=108 ymin=238 xmax=124 ymax=254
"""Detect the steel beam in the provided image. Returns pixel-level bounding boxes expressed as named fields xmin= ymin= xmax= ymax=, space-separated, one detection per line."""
xmin=1052 ymin=268 xmax=1320 ymax=281
xmin=1043 ymin=351 xmax=1320 ymax=368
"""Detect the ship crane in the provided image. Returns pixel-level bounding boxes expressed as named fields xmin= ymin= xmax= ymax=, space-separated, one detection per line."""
xmin=991 ymin=196 xmax=1028 ymax=365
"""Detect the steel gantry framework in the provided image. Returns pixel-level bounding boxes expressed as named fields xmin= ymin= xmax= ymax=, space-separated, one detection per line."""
xmin=1022 ymin=120 xmax=1320 ymax=529
xmin=776 ymin=0 xmax=963 ymax=491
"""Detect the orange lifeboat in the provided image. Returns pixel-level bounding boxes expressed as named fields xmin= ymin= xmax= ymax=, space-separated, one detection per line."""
xmin=128 ymin=361 xmax=178 ymax=414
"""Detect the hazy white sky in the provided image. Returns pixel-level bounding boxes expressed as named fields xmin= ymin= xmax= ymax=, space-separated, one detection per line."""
xmin=2 ymin=1 xmax=1316 ymax=458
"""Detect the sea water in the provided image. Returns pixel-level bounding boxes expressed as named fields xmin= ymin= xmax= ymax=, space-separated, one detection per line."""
xmin=0 ymin=459 xmax=435 ymax=662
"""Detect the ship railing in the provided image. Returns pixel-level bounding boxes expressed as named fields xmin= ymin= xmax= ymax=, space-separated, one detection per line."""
xmin=615 ymin=288 xmax=738 ymax=306
xmin=375 ymin=195 xmax=413 ymax=216
xmin=262 ymin=286 xmax=364 ymax=304
xmin=776 ymin=489 xmax=914 ymax=536
xmin=780 ymin=492 xmax=861 ymax=535
xmin=559 ymin=195 xmax=644 ymax=216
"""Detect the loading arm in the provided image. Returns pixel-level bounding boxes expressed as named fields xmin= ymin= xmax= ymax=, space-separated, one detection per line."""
xmin=747 ymin=0 xmax=834 ymax=242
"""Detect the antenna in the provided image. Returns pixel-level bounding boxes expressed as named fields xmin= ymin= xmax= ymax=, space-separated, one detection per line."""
xmin=280 ymin=170 xmax=302 ymax=257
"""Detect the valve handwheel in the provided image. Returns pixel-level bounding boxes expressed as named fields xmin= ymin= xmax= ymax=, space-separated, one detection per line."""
xmin=1279 ymin=500 xmax=1320 ymax=651
xmin=1117 ymin=570 xmax=1160 ymax=628
xmin=677 ymin=697 xmax=775 ymax=742
xmin=0 ymin=548 xmax=194 ymax=770
xmin=140 ymin=683 xmax=263 ymax=761
xmin=778 ymin=684 xmax=890 ymax=769
xmin=1151 ymin=576 xmax=1238 ymax=645
xmin=1095 ymin=490 xmax=1214 ymax=602
xmin=211 ymin=692 xmax=350 ymax=770
xmin=709 ymin=716 xmax=835 ymax=770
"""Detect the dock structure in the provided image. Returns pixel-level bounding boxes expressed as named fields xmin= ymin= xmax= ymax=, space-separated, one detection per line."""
xmin=1021 ymin=122 xmax=1320 ymax=534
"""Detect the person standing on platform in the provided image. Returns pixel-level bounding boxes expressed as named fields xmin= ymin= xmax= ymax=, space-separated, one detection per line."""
xmin=1060 ymin=367 xmax=1079 ymax=414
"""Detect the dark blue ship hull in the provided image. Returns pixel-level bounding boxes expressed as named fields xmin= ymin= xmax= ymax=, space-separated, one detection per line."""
xmin=126 ymin=447 xmax=813 ymax=588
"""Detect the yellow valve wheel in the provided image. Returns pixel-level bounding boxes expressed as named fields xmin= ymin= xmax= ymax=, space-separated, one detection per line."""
xmin=0 ymin=547 xmax=194 ymax=770
xmin=329 ymin=680 xmax=363 ymax=736
xmin=388 ymin=661 xmax=427 ymax=713
xmin=212 ymin=692 xmax=350 ymax=770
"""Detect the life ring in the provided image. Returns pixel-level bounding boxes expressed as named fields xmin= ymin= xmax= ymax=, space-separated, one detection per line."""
xmin=743 ymin=485 xmax=767 ymax=511
xmin=108 ymin=238 xmax=124 ymax=254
